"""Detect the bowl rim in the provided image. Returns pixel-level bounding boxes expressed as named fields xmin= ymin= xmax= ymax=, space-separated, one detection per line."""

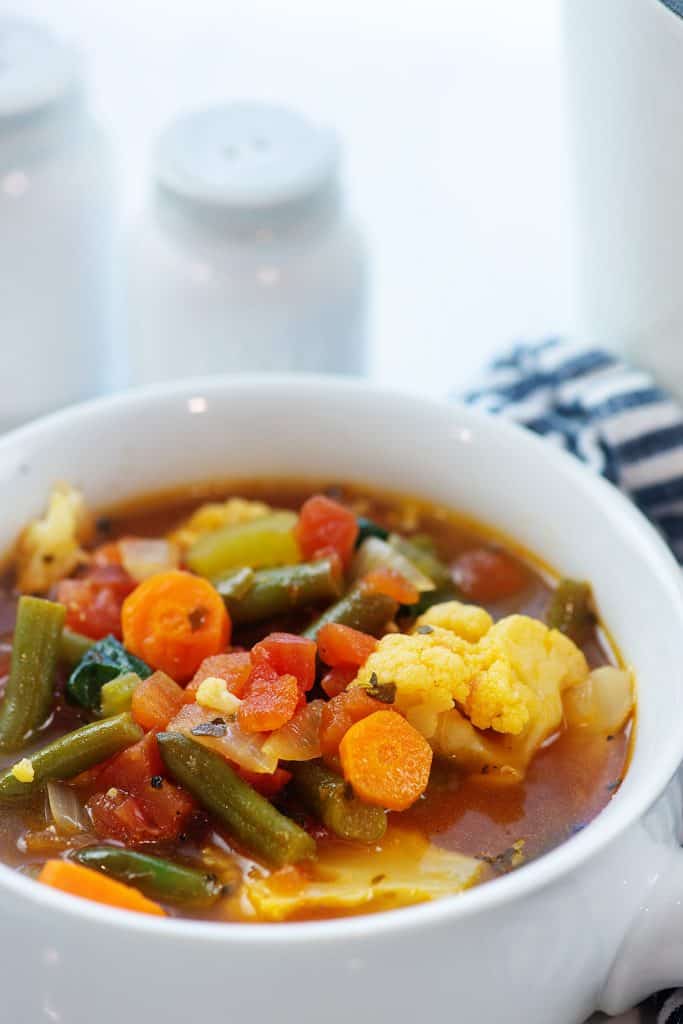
xmin=1 ymin=373 xmax=682 ymax=943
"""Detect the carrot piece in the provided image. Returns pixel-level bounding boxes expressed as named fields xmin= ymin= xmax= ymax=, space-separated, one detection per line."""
xmin=121 ymin=570 xmax=230 ymax=681
xmin=295 ymin=495 xmax=358 ymax=569
xmin=453 ymin=548 xmax=528 ymax=603
xmin=339 ymin=710 xmax=432 ymax=811
xmin=318 ymin=623 xmax=377 ymax=668
xmin=319 ymin=687 xmax=386 ymax=759
xmin=38 ymin=858 xmax=165 ymax=916
xmin=321 ymin=665 xmax=356 ymax=699
xmin=131 ymin=671 xmax=186 ymax=731
xmin=362 ymin=567 xmax=419 ymax=606
xmin=238 ymin=669 xmax=299 ymax=733
xmin=185 ymin=651 xmax=252 ymax=703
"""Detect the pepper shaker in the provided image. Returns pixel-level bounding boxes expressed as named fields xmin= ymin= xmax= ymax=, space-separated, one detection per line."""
xmin=0 ymin=17 xmax=115 ymax=431
xmin=126 ymin=103 xmax=368 ymax=383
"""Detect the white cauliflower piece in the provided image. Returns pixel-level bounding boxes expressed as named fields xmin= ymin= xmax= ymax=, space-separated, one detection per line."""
xmin=354 ymin=600 xmax=589 ymax=779
xmin=15 ymin=483 xmax=91 ymax=593
xmin=168 ymin=498 xmax=271 ymax=549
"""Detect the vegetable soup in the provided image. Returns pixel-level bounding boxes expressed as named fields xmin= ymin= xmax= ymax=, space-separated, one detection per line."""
xmin=0 ymin=481 xmax=633 ymax=922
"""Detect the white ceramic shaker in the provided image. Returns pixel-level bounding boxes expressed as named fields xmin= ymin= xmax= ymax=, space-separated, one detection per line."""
xmin=563 ymin=0 xmax=683 ymax=394
xmin=0 ymin=17 xmax=115 ymax=432
xmin=127 ymin=103 xmax=368 ymax=383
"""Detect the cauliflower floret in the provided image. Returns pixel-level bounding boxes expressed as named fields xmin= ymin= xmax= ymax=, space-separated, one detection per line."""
xmin=354 ymin=601 xmax=589 ymax=778
xmin=15 ymin=483 xmax=91 ymax=593
xmin=169 ymin=498 xmax=271 ymax=549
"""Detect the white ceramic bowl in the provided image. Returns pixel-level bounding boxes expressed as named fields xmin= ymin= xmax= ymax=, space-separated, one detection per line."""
xmin=0 ymin=376 xmax=682 ymax=1024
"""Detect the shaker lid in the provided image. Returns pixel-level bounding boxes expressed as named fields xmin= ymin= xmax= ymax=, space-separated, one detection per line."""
xmin=155 ymin=103 xmax=339 ymax=210
xmin=0 ymin=17 xmax=81 ymax=118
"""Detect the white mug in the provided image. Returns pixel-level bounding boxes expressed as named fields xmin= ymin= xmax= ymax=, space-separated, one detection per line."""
xmin=563 ymin=0 xmax=683 ymax=395
xmin=0 ymin=377 xmax=681 ymax=1023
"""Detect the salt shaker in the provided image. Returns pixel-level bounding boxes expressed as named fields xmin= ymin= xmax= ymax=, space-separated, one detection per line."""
xmin=0 ymin=17 xmax=115 ymax=431
xmin=127 ymin=103 xmax=368 ymax=383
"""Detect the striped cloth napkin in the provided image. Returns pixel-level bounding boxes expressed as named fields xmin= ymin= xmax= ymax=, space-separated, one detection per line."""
xmin=462 ymin=339 xmax=683 ymax=1023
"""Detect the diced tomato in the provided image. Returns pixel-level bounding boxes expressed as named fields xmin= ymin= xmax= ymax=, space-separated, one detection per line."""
xmin=88 ymin=731 xmax=195 ymax=843
xmin=318 ymin=623 xmax=377 ymax=669
xmin=91 ymin=541 xmax=123 ymax=567
xmin=237 ymin=766 xmax=292 ymax=797
xmin=319 ymin=687 xmax=387 ymax=760
xmin=238 ymin=670 xmax=299 ymax=733
xmin=321 ymin=665 xmax=356 ymax=699
xmin=185 ymin=651 xmax=252 ymax=703
xmin=251 ymin=633 xmax=317 ymax=693
xmin=295 ymin=495 xmax=358 ymax=569
xmin=131 ymin=671 xmax=186 ymax=731
xmin=56 ymin=565 xmax=137 ymax=640
xmin=453 ymin=548 xmax=529 ymax=603
xmin=362 ymin=567 xmax=419 ymax=606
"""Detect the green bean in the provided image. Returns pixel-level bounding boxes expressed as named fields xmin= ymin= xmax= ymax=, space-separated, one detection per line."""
xmin=302 ymin=583 xmax=398 ymax=640
xmin=389 ymin=534 xmax=452 ymax=589
xmin=356 ymin=516 xmax=389 ymax=545
xmin=212 ymin=566 xmax=255 ymax=601
xmin=223 ymin=558 xmax=343 ymax=624
xmin=0 ymin=597 xmax=66 ymax=752
xmin=158 ymin=732 xmax=315 ymax=867
xmin=187 ymin=511 xmax=300 ymax=578
xmin=0 ymin=713 xmax=143 ymax=802
xmin=99 ymin=673 xmax=141 ymax=718
xmin=59 ymin=628 xmax=94 ymax=668
xmin=546 ymin=579 xmax=594 ymax=640
xmin=290 ymin=761 xmax=386 ymax=843
xmin=74 ymin=847 xmax=224 ymax=908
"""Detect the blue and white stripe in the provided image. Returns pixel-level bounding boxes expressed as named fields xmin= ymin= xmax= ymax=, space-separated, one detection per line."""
xmin=462 ymin=339 xmax=683 ymax=563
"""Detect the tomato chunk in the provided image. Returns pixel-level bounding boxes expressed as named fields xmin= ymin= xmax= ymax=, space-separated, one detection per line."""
xmin=251 ymin=633 xmax=317 ymax=693
xmin=131 ymin=671 xmax=186 ymax=731
xmin=57 ymin=566 xmax=136 ymax=640
xmin=453 ymin=548 xmax=529 ymax=603
xmin=295 ymin=495 xmax=358 ymax=568
xmin=238 ymin=669 xmax=299 ymax=733
xmin=237 ymin=766 xmax=292 ymax=797
xmin=318 ymin=623 xmax=377 ymax=669
xmin=319 ymin=688 xmax=387 ymax=759
xmin=321 ymin=665 xmax=356 ymax=699
xmin=185 ymin=651 xmax=253 ymax=703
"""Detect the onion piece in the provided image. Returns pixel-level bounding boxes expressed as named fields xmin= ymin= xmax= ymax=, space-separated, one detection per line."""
xmin=351 ymin=537 xmax=435 ymax=593
xmin=119 ymin=538 xmax=179 ymax=582
xmin=262 ymin=700 xmax=324 ymax=762
xmin=563 ymin=666 xmax=634 ymax=735
xmin=167 ymin=703 xmax=278 ymax=774
xmin=46 ymin=781 xmax=89 ymax=836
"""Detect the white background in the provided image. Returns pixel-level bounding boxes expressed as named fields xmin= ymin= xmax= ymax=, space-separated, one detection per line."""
xmin=4 ymin=0 xmax=574 ymax=396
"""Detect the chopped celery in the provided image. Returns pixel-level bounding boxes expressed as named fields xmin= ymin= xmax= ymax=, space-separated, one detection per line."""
xmin=99 ymin=672 xmax=141 ymax=717
xmin=187 ymin=511 xmax=300 ymax=577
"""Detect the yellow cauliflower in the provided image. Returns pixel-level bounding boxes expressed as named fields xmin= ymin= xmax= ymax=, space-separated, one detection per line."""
xmin=15 ymin=483 xmax=91 ymax=593
xmin=168 ymin=498 xmax=271 ymax=549
xmin=354 ymin=601 xmax=589 ymax=779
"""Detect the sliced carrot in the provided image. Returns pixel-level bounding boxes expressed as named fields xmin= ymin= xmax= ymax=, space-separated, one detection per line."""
xmin=38 ymin=859 xmax=165 ymax=916
xmin=238 ymin=669 xmax=299 ymax=733
xmin=453 ymin=548 xmax=528 ymax=603
xmin=362 ymin=567 xmax=419 ymax=606
xmin=321 ymin=665 xmax=356 ymax=699
xmin=122 ymin=570 xmax=230 ymax=681
xmin=131 ymin=671 xmax=186 ymax=731
xmin=318 ymin=623 xmax=377 ymax=669
xmin=339 ymin=710 xmax=432 ymax=811
xmin=319 ymin=687 xmax=386 ymax=759
xmin=185 ymin=651 xmax=252 ymax=703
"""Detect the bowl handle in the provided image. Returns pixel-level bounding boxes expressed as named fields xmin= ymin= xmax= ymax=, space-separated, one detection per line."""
xmin=600 ymin=772 xmax=683 ymax=1014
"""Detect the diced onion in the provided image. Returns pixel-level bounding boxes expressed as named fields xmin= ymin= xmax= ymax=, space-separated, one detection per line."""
xmin=262 ymin=700 xmax=324 ymax=762
xmin=46 ymin=781 xmax=89 ymax=836
xmin=564 ymin=666 xmax=634 ymax=735
xmin=169 ymin=703 xmax=278 ymax=774
xmin=351 ymin=537 xmax=435 ymax=592
xmin=119 ymin=538 xmax=179 ymax=582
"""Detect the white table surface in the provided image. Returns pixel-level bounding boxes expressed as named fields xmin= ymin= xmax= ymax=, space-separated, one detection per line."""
xmin=9 ymin=0 xmax=576 ymax=397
